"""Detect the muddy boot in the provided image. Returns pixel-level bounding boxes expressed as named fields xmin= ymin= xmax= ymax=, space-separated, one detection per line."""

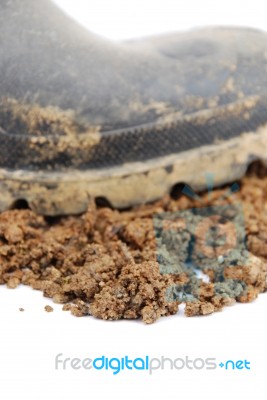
xmin=1 ymin=0 xmax=267 ymax=215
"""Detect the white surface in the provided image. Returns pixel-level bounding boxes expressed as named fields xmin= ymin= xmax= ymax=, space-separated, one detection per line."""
xmin=0 ymin=284 xmax=266 ymax=400
xmin=53 ymin=0 xmax=267 ymax=40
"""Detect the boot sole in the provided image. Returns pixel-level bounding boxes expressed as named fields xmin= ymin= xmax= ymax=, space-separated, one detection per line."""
xmin=0 ymin=119 xmax=267 ymax=215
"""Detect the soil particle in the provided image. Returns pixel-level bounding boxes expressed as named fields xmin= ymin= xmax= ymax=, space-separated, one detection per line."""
xmin=44 ymin=305 xmax=54 ymax=313
xmin=0 ymin=162 xmax=267 ymax=323
xmin=7 ymin=277 xmax=20 ymax=289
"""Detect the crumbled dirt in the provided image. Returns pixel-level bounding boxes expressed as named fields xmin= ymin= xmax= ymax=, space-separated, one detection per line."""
xmin=0 ymin=162 xmax=267 ymax=324
xmin=0 ymin=97 xmax=100 ymax=136
xmin=44 ymin=305 xmax=54 ymax=313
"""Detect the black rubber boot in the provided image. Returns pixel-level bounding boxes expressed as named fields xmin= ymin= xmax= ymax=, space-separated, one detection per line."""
xmin=1 ymin=0 xmax=267 ymax=215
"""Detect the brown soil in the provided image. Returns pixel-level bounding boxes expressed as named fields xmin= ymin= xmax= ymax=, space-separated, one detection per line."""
xmin=0 ymin=162 xmax=266 ymax=324
xmin=44 ymin=305 xmax=54 ymax=313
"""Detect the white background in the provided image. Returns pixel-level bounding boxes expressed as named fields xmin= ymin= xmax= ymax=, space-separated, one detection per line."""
xmin=1 ymin=285 xmax=266 ymax=400
xmin=54 ymin=0 xmax=267 ymax=40
xmin=1 ymin=1 xmax=267 ymax=399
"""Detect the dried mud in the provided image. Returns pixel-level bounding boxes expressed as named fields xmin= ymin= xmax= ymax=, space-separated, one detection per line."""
xmin=0 ymin=162 xmax=266 ymax=323
xmin=0 ymin=97 xmax=100 ymax=136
